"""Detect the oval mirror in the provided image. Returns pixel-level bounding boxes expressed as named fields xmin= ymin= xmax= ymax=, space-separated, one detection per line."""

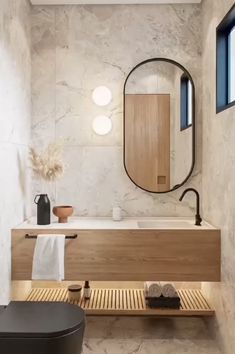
xmin=123 ymin=58 xmax=195 ymax=193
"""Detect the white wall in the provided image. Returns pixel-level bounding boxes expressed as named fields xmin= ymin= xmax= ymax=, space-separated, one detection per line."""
xmin=0 ymin=0 xmax=31 ymax=305
xmin=31 ymin=4 xmax=202 ymax=217
xmin=201 ymin=0 xmax=235 ymax=353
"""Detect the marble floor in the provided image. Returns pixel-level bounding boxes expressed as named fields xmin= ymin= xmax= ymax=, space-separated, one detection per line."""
xmin=83 ymin=317 xmax=221 ymax=354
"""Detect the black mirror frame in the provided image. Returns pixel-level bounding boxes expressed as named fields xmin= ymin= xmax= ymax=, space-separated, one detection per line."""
xmin=123 ymin=57 xmax=196 ymax=194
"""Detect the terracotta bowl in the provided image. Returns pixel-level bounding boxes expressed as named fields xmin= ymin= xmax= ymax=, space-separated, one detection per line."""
xmin=53 ymin=206 xmax=74 ymax=223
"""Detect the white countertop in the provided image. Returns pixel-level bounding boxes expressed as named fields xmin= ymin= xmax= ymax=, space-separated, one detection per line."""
xmin=13 ymin=217 xmax=217 ymax=230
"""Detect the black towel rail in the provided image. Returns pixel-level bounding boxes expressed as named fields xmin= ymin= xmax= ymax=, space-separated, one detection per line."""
xmin=25 ymin=234 xmax=78 ymax=240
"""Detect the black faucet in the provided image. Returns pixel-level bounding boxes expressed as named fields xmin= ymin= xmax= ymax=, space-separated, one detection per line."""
xmin=179 ymin=188 xmax=202 ymax=226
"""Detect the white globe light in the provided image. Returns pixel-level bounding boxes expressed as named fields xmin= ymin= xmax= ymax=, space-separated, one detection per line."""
xmin=92 ymin=115 xmax=112 ymax=135
xmin=92 ymin=86 xmax=112 ymax=106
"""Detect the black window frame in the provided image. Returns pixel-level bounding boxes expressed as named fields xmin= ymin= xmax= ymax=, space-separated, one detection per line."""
xmin=216 ymin=3 xmax=235 ymax=114
xmin=180 ymin=74 xmax=192 ymax=131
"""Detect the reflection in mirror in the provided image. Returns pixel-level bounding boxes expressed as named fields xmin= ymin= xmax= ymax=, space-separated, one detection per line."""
xmin=124 ymin=59 xmax=195 ymax=193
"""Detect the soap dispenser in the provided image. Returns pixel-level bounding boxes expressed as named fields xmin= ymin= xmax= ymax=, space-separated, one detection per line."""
xmin=112 ymin=206 xmax=122 ymax=221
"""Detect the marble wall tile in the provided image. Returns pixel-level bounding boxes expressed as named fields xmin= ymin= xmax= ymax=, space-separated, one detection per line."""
xmin=55 ymin=146 xmax=201 ymax=217
xmin=31 ymin=6 xmax=56 ymax=147
xmin=31 ymin=4 xmax=202 ymax=216
xmin=0 ymin=0 xmax=31 ymax=145
xmin=0 ymin=0 xmax=31 ymax=305
xmin=201 ymin=0 xmax=235 ymax=353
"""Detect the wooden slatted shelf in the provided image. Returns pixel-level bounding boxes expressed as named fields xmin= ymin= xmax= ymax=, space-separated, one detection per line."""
xmin=26 ymin=288 xmax=214 ymax=317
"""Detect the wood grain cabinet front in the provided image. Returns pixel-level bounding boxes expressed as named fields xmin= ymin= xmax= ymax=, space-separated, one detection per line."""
xmin=11 ymin=229 xmax=221 ymax=282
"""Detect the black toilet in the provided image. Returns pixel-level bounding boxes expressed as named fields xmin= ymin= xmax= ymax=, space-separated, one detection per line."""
xmin=0 ymin=302 xmax=85 ymax=354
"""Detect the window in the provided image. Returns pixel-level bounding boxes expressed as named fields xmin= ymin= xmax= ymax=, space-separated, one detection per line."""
xmin=216 ymin=4 xmax=235 ymax=113
xmin=228 ymin=26 xmax=235 ymax=103
xmin=180 ymin=74 xmax=193 ymax=130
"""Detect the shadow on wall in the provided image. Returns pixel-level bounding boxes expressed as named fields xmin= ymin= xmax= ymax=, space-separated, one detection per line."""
xmin=17 ymin=149 xmax=30 ymax=221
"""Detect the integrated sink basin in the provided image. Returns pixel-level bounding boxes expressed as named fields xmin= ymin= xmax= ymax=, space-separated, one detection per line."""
xmin=137 ymin=219 xmax=214 ymax=229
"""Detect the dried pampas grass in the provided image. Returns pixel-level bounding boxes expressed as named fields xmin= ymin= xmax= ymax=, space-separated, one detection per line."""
xmin=29 ymin=141 xmax=65 ymax=182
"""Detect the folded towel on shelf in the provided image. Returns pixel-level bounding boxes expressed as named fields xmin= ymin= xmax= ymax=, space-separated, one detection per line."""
xmin=145 ymin=282 xmax=162 ymax=298
xmin=32 ymin=234 xmax=65 ymax=281
xmin=161 ymin=283 xmax=177 ymax=298
xmin=147 ymin=296 xmax=181 ymax=309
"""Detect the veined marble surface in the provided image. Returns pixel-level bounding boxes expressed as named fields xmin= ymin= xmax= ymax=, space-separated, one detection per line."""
xmin=201 ymin=1 xmax=235 ymax=353
xmin=83 ymin=316 xmax=221 ymax=354
xmin=0 ymin=0 xmax=31 ymax=305
xmin=31 ymin=4 xmax=202 ymax=217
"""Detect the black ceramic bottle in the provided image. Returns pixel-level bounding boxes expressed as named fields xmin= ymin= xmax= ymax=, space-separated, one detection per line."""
xmin=34 ymin=194 xmax=51 ymax=225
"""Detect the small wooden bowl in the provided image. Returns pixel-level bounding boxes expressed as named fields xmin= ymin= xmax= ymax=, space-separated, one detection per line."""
xmin=53 ymin=206 xmax=74 ymax=223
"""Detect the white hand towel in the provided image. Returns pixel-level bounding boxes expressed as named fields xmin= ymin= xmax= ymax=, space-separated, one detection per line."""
xmin=145 ymin=282 xmax=162 ymax=298
xmin=161 ymin=283 xmax=177 ymax=298
xmin=32 ymin=234 xmax=65 ymax=281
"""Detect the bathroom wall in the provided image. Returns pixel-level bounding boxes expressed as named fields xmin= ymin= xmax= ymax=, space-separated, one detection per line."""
xmin=31 ymin=4 xmax=202 ymax=217
xmin=201 ymin=0 xmax=235 ymax=353
xmin=0 ymin=0 xmax=31 ymax=304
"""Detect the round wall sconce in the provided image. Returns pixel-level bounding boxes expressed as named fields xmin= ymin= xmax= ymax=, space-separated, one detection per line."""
xmin=92 ymin=115 xmax=112 ymax=135
xmin=92 ymin=86 xmax=112 ymax=106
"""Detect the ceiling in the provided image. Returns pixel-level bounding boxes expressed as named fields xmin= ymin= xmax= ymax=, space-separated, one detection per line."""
xmin=30 ymin=0 xmax=201 ymax=5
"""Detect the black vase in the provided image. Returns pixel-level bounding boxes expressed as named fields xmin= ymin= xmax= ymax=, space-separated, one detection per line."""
xmin=34 ymin=194 xmax=51 ymax=225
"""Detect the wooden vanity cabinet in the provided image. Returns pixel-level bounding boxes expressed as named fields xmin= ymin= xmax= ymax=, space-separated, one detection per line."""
xmin=11 ymin=229 xmax=221 ymax=282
